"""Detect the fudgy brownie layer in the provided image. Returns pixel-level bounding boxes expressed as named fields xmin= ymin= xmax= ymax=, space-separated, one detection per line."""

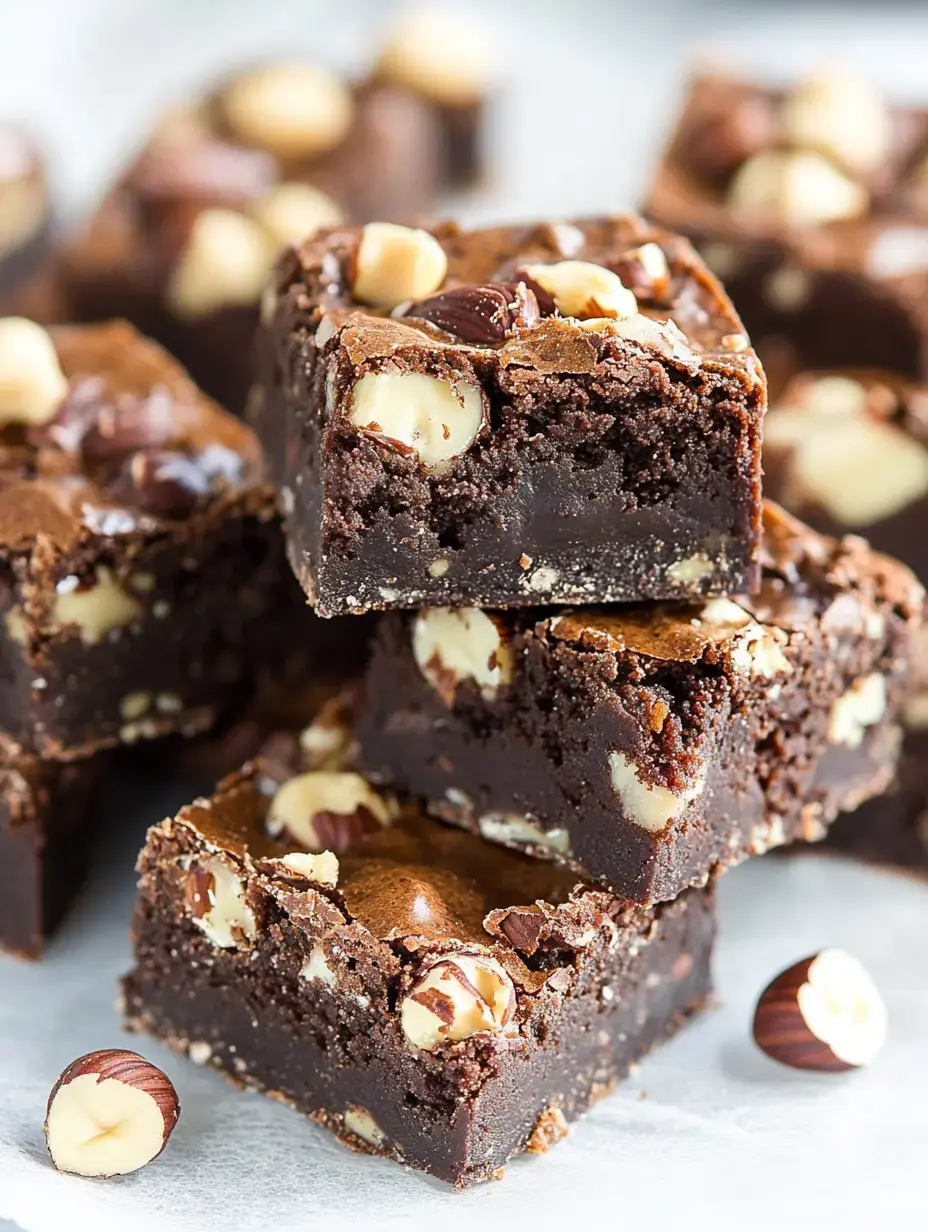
xmin=356 ymin=503 xmax=924 ymax=904
xmin=257 ymin=214 xmax=765 ymax=614
xmin=123 ymin=735 xmax=713 ymax=1187
xmin=0 ymin=755 xmax=105 ymax=957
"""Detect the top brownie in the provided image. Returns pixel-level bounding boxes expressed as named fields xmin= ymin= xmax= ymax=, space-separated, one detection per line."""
xmin=644 ymin=70 xmax=928 ymax=384
xmin=256 ymin=215 xmax=766 ymax=616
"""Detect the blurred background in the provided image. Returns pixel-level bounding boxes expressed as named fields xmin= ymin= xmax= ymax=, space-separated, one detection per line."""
xmin=1 ymin=0 xmax=927 ymax=225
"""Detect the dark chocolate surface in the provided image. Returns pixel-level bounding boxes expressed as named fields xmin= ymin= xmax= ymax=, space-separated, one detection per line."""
xmin=356 ymin=502 xmax=924 ymax=904
xmin=258 ymin=213 xmax=766 ymax=615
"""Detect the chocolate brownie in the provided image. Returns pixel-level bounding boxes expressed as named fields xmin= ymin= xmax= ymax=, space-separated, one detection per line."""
xmin=122 ymin=717 xmax=714 ymax=1188
xmin=374 ymin=6 xmax=495 ymax=188
xmin=764 ymin=370 xmax=928 ymax=871
xmin=644 ymin=69 xmax=928 ymax=388
xmin=62 ymin=61 xmax=441 ymax=414
xmin=0 ymin=316 xmax=320 ymax=760
xmin=0 ymin=753 xmax=105 ymax=957
xmin=256 ymin=214 xmax=766 ymax=615
xmin=355 ymin=502 xmax=923 ymax=905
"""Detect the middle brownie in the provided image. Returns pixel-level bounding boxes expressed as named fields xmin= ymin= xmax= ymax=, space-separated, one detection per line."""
xmin=357 ymin=503 xmax=923 ymax=905
xmin=256 ymin=214 xmax=766 ymax=615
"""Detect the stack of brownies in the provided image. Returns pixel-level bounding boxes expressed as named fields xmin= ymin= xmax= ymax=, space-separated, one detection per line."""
xmin=119 ymin=211 xmax=923 ymax=1186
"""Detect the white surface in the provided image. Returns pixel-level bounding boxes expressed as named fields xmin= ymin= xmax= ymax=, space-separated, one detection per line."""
xmin=1 ymin=1 xmax=928 ymax=1229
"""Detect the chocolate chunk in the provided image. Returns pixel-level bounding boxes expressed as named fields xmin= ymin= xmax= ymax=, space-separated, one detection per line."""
xmin=119 ymin=449 xmax=210 ymax=518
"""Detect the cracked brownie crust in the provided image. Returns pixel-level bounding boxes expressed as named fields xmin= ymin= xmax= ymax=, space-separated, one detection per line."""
xmin=356 ymin=503 xmax=924 ymax=904
xmin=256 ymin=214 xmax=765 ymax=615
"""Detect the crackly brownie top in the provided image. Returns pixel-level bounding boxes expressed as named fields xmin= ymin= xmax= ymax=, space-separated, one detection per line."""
xmin=0 ymin=317 xmax=263 ymax=552
xmin=155 ymin=698 xmax=662 ymax=1052
xmin=275 ymin=214 xmax=760 ymax=369
xmin=648 ymin=69 xmax=928 ymax=238
xmin=765 ymin=370 xmax=928 ymax=530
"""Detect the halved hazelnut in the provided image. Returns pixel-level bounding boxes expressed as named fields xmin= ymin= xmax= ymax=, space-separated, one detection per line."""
xmin=186 ymin=854 xmax=257 ymax=949
xmin=348 ymin=371 xmax=484 ymax=470
xmin=45 ymin=1049 xmax=180 ymax=1177
xmin=266 ymin=770 xmax=394 ymax=853
xmin=400 ymin=953 xmax=516 ymax=1051
xmin=52 ymin=568 xmax=143 ymax=645
xmin=753 ymin=949 xmax=887 ymax=1071
xmin=412 ymin=606 xmax=511 ymax=703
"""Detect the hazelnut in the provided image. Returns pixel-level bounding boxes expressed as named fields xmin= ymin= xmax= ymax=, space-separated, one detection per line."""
xmin=352 ymin=222 xmax=448 ymax=308
xmin=186 ymin=854 xmax=257 ymax=949
xmin=220 ymin=61 xmax=354 ymax=159
xmin=412 ymin=606 xmax=512 ymax=704
xmin=343 ymin=1106 xmax=386 ymax=1147
xmin=266 ymin=770 xmax=394 ymax=853
xmin=52 ymin=568 xmax=143 ymax=645
xmin=301 ymin=944 xmax=336 ymax=986
xmin=276 ymin=850 xmax=339 ymax=888
xmin=168 ymin=208 xmax=274 ymax=319
xmin=250 ymin=182 xmax=344 ymax=248
xmin=608 ymin=749 xmax=705 ymax=833
xmin=477 ymin=811 xmax=571 ymax=856
xmin=781 ymin=68 xmax=890 ymax=174
xmin=753 ymin=949 xmax=887 ymax=1071
xmin=828 ymin=674 xmax=887 ymax=748
xmin=400 ymin=953 xmax=516 ymax=1051
xmin=521 ymin=260 xmax=637 ymax=321
xmin=728 ymin=149 xmax=867 ymax=225
xmin=376 ymin=8 xmax=494 ymax=106
xmin=45 ymin=1049 xmax=180 ymax=1177
xmin=348 ymin=371 xmax=484 ymax=470
xmin=0 ymin=317 xmax=68 ymax=426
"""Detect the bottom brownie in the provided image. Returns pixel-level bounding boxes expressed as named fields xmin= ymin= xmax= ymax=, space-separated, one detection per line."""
xmin=123 ymin=724 xmax=714 ymax=1187
xmin=0 ymin=755 xmax=106 ymax=957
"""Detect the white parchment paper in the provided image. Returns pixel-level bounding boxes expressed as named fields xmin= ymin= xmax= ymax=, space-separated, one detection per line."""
xmin=1 ymin=2 xmax=928 ymax=1228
